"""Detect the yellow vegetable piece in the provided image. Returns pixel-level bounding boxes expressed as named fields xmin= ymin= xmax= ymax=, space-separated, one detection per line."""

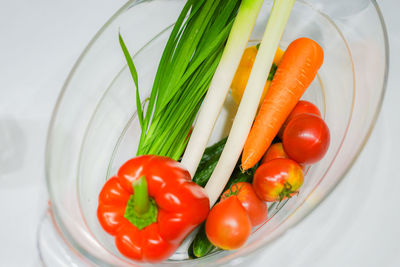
xmin=230 ymin=46 xmax=284 ymax=106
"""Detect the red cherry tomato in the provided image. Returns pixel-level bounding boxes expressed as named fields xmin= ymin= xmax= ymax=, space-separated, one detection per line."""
xmin=205 ymin=196 xmax=252 ymax=250
xmin=253 ymin=158 xmax=303 ymax=202
xmin=261 ymin=143 xmax=289 ymax=165
xmin=278 ymin=100 xmax=321 ymax=138
xmin=221 ymin=182 xmax=268 ymax=227
xmin=282 ymin=113 xmax=330 ymax=164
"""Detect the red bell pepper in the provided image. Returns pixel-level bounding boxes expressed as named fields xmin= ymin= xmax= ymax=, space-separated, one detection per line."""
xmin=97 ymin=155 xmax=210 ymax=262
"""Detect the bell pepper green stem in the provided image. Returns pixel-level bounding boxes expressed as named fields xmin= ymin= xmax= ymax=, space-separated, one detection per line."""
xmin=132 ymin=176 xmax=150 ymax=214
xmin=124 ymin=176 xmax=158 ymax=230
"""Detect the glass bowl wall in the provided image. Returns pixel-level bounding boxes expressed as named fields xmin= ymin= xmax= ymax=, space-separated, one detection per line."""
xmin=45 ymin=0 xmax=388 ymax=266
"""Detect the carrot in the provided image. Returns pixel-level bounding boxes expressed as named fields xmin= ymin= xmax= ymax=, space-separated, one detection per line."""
xmin=241 ymin=37 xmax=324 ymax=170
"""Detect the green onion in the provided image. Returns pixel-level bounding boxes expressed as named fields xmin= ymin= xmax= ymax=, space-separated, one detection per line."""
xmin=119 ymin=33 xmax=144 ymax=130
xmin=180 ymin=0 xmax=264 ymax=176
xmin=126 ymin=0 xmax=242 ymax=160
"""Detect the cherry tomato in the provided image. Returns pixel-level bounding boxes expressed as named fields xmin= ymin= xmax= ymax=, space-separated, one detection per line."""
xmin=278 ymin=100 xmax=321 ymax=138
xmin=221 ymin=182 xmax=268 ymax=227
xmin=261 ymin=142 xmax=306 ymax=171
xmin=282 ymin=113 xmax=330 ymax=164
xmin=261 ymin=143 xmax=289 ymax=165
xmin=205 ymin=196 xmax=251 ymax=250
xmin=253 ymin=159 xmax=303 ymax=202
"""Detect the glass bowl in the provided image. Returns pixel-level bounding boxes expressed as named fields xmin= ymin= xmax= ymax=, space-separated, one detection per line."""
xmin=42 ymin=0 xmax=388 ymax=266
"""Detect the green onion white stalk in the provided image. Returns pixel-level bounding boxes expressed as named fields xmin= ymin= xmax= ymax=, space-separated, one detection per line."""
xmin=181 ymin=0 xmax=264 ymax=176
xmin=177 ymin=0 xmax=264 ymax=255
xmin=205 ymin=0 xmax=295 ymax=206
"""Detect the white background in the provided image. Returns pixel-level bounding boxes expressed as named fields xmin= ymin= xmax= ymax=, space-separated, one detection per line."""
xmin=0 ymin=0 xmax=399 ymax=266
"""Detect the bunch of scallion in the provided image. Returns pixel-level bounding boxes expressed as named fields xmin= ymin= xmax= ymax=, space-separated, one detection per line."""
xmin=120 ymin=0 xmax=242 ymax=160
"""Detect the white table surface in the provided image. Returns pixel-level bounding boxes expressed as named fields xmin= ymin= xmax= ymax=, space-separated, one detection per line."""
xmin=0 ymin=0 xmax=399 ymax=266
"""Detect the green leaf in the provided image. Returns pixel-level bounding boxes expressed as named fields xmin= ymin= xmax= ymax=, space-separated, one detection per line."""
xmin=119 ymin=33 xmax=144 ymax=129
xmin=132 ymin=0 xmax=242 ymax=159
xmin=138 ymin=0 xmax=195 ymax=148
xmin=154 ymin=0 xmax=221 ymax=117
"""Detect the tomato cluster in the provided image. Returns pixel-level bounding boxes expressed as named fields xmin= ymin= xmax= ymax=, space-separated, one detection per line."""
xmin=254 ymin=100 xmax=330 ymax=201
xmin=205 ymin=100 xmax=330 ymax=250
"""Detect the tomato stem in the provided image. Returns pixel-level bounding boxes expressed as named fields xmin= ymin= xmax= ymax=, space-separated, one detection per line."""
xmin=223 ymin=183 xmax=244 ymax=198
xmin=278 ymin=181 xmax=297 ymax=203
